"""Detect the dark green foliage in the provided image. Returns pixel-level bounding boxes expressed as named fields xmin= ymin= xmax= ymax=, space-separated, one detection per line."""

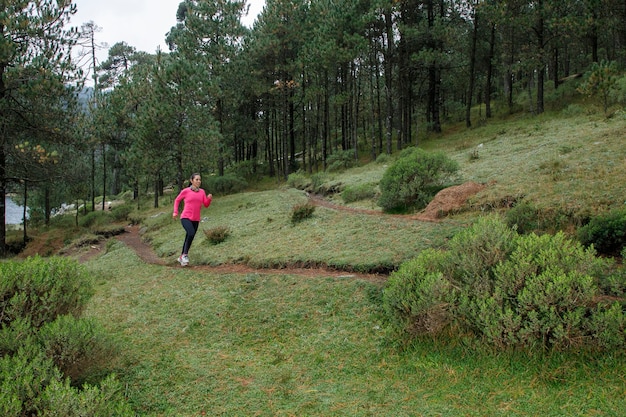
xmin=378 ymin=147 xmax=459 ymax=212
xmin=203 ymin=225 xmax=231 ymax=245
xmin=505 ymin=200 xmax=539 ymax=234
xmin=291 ymin=202 xmax=315 ymax=224
xmin=78 ymin=210 xmax=111 ymax=229
xmin=341 ymin=183 xmax=378 ymax=204
xmin=326 ymin=150 xmax=357 ymax=172
xmin=110 ymin=203 xmax=133 ymax=222
xmin=0 ymin=350 xmax=133 ymax=417
xmin=0 ymin=349 xmax=61 ymax=416
xmin=286 ymin=171 xmax=311 ymax=191
xmin=226 ymin=160 xmax=268 ymax=181
xmin=0 ymin=256 xmax=93 ymax=329
xmin=577 ymin=207 xmax=626 ymax=256
xmin=0 ymin=257 xmax=133 ymax=416
xmin=38 ymin=315 xmax=113 ymax=382
xmin=39 ymin=374 xmax=134 ymax=417
xmin=203 ymin=174 xmax=248 ymax=195
xmin=310 ymin=173 xmax=329 ymax=193
xmin=384 ymin=216 xmax=625 ymax=351
xmin=375 ymin=153 xmax=392 ymax=164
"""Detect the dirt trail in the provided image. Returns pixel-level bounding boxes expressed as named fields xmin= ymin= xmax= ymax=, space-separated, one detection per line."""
xmin=110 ymin=224 xmax=387 ymax=282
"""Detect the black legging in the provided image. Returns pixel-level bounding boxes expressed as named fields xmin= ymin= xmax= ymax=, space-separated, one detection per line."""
xmin=181 ymin=218 xmax=200 ymax=255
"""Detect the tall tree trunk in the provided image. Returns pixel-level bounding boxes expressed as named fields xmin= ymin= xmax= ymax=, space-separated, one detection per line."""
xmin=466 ymin=7 xmax=479 ymax=128
xmin=44 ymin=185 xmax=50 ymax=226
xmin=535 ymin=0 xmax=545 ymax=115
xmin=0 ymin=89 xmax=5 ymax=255
xmin=323 ymin=73 xmax=329 ymax=170
xmin=153 ymin=175 xmax=159 ymax=209
xmin=426 ymin=0 xmax=442 ymax=133
xmin=101 ymin=143 xmax=107 ymax=211
xmin=485 ymin=23 xmax=495 ymax=119
xmin=22 ymin=182 xmax=28 ymax=246
xmin=383 ymin=7 xmax=394 ymax=154
xmin=91 ymin=149 xmax=96 ymax=211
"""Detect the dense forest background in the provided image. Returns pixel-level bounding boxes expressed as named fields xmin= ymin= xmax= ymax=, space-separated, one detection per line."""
xmin=2 ymin=0 xmax=626 ymax=254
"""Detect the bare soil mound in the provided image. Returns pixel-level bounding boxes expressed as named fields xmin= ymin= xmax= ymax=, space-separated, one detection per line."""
xmin=414 ymin=181 xmax=486 ymax=221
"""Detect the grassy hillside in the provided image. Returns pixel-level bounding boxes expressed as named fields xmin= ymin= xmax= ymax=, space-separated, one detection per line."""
xmin=24 ymin=103 xmax=626 ymax=416
xmin=84 ymin=243 xmax=626 ymax=416
xmin=128 ymin=107 xmax=626 ymax=273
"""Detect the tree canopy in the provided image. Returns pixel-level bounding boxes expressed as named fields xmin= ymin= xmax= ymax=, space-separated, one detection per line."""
xmin=3 ymin=0 xmax=626 ymax=253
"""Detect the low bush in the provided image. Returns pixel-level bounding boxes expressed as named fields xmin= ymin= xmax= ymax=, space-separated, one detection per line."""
xmin=384 ymin=216 xmax=625 ymax=351
xmin=291 ymin=202 xmax=315 ymax=224
xmin=326 ymin=150 xmax=357 ymax=172
xmin=0 ymin=350 xmax=133 ymax=417
xmin=203 ymin=225 xmax=231 ymax=245
xmin=378 ymin=147 xmax=459 ymax=212
xmin=310 ymin=172 xmax=329 ymax=193
xmin=0 ymin=256 xmax=93 ymax=329
xmin=287 ymin=171 xmax=311 ymax=191
xmin=110 ymin=203 xmax=133 ymax=222
xmin=342 ymin=183 xmax=378 ymax=204
xmin=577 ymin=207 xmax=626 ymax=256
xmin=375 ymin=153 xmax=392 ymax=164
xmin=78 ymin=210 xmax=111 ymax=229
xmin=0 ymin=257 xmax=132 ymax=416
xmin=38 ymin=315 xmax=113 ymax=382
xmin=0 ymin=349 xmax=61 ymax=416
xmin=226 ymin=159 xmax=268 ymax=181
xmin=203 ymin=174 xmax=248 ymax=195
xmin=505 ymin=200 xmax=539 ymax=234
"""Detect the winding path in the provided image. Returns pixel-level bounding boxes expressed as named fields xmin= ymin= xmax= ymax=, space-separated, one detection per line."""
xmin=111 ymin=224 xmax=387 ymax=282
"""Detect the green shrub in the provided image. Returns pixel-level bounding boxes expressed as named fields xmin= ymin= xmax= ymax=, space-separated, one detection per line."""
xmin=287 ymin=171 xmax=311 ymax=191
xmin=375 ymin=153 xmax=392 ymax=164
xmin=577 ymin=207 xmax=626 ymax=256
xmin=38 ymin=315 xmax=113 ymax=382
xmin=0 ymin=256 xmax=93 ymax=329
xmin=383 ymin=216 xmax=624 ymax=351
xmin=310 ymin=172 xmax=329 ymax=193
xmin=0 ymin=349 xmax=60 ymax=416
xmin=291 ymin=202 xmax=315 ymax=224
xmin=39 ymin=374 xmax=134 ymax=417
xmin=482 ymin=232 xmax=602 ymax=348
xmin=203 ymin=174 xmax=248 ymax=195
xmin=0 ymin=350 xmax=133 ymax=417
xmin=226 ymin=159 xmax=268 ymax=181
xmin=505 ymin=200 xmax=539 ymax=234
xmin=203 ymin=225 xmax=231 ymax=245
xmin=78 ymin=210 xmax=111 ymax=228
xmin=110 ymin=203 xmax=133 ymax=222
xmin=326 ymin=149 xmax=356 ymax=172
xmin=383 ymin=249 xmax=452 ymax=337
xmin=378 ymin=147 xmax=459 ymax=212
xmin=0 ymin=317 xmax=36 ymax=356
xmin=0 ymin=258 xmax=131 ymax=416
xmin=341 ymin=183 xmax=378 ymax=204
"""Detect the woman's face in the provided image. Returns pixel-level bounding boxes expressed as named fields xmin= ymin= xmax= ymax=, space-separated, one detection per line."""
xmin=191 ymin=176 xmax=202 ymax=187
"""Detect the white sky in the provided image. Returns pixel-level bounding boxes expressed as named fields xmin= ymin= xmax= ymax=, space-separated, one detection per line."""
xmin=70 ymin=0 xmax=265 ymax=69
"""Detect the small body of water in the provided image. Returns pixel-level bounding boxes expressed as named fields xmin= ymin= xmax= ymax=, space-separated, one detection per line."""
xmin=5 ymin=197 xmax=28 ymax=225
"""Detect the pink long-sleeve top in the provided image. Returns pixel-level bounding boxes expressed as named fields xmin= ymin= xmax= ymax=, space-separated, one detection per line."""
xmin=173 ymin=188 xmax=212 ymax=221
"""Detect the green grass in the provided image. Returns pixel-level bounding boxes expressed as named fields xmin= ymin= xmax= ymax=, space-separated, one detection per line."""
xmin=145 ymin=188 xmax=463 ymax=272
xmin=77 ymin=105 xmax=626 ymax=416
xmin=85 ymin=243 xmax=626 ymax=416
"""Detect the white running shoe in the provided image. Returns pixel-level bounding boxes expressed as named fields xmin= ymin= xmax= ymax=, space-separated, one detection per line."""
xmin=178 ymin=255 xmax=189 ymax=266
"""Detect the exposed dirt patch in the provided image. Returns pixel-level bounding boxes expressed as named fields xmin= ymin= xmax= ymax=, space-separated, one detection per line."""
xmin=309 ymin=181 xmax=487 ymax=222
xmin=414 ymin=181 xmax=487 ymax=221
